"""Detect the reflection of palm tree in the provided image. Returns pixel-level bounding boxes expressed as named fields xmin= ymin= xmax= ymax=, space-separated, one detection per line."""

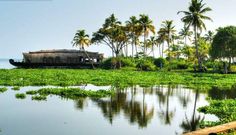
xmin=92 ymin=87 xmax=154 ymax=128
xmin=74 ymin=98 xmax=87 ymax=110
xmin=177 ymin=88 xmax=191 ymax=108
xmin=181 ymin=90 xmax=204 ymax=133
xmin=158 ymin=85 xmax=176 ymax=125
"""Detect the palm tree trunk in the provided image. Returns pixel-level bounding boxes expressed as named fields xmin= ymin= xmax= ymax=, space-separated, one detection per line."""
xmin=82 ymin=48 xmax=95 ymax=69
xmin=152 ymin=44 xmax=155 ymax=57
xmin=162 ymin=43 xmax=164 ymax=57
xmin=194 ymin=26 xmax=202 ymax=71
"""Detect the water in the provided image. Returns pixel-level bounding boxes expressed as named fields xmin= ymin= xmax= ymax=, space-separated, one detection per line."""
xmin=0 ymin=59 xmax=14 ymax=69
xmin=0 ymin=85 xmax=219 ymax=135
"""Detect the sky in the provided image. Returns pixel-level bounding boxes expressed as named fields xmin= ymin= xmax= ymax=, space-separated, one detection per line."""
xmin=0 ymin=0 xmax=235 ymax=59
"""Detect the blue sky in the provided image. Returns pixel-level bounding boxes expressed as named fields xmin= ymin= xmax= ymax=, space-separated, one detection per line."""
xmin=0 ymin=0 xmax=235 ymax=59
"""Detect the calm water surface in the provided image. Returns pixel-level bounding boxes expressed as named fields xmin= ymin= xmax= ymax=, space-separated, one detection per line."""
xmin=0 ymin=85 xmax=220 ymax=135
xmin=0 ymin=59 xmax=14 ymax=69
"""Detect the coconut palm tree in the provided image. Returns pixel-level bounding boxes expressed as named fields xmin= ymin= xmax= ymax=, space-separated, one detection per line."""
xmin=157 ymin=30 xmax=167 ymax=57
xmin=178 ymin=0 xmax=212 ymax=71
xmin=204 ymin=30 xmax=214 ymax=44
xmin=159 ymin=20 xmax=176 ymax=60
xmin=138 ymin=14 xmax=155 ymax=56
xmin=72 ymin=30 xmax=90 ymax=50
xmin=179 ymin=26 xmax=193 ymax=46
xmin=72 ymin=29 xmax=95 ymax=68
xmin=147 ymin=36 xmax=157 ymax=57
xmin=126 ymin=16 xmax=139 ymax=57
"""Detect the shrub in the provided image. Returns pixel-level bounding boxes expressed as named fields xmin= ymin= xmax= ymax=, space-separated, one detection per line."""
xmin=169 ymin=60 xmax=189 ymax=70
xmin=136 ymin=59 xmax=156 ymax=71
xmin=154 ymin=57 xmax=167 ymax=68
xmin=100 ymin=57 xmax=136 ymax=69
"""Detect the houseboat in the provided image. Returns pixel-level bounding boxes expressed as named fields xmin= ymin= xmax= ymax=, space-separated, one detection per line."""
xmin=9 ymin=49 xmax=104 ymax=68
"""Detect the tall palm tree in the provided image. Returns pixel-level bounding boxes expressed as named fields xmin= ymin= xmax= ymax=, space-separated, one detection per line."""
xmin=178 ymin=0 xmax=212 ymax=71
xmin=126 ymin=16 xmax=139 ymax=57
xmin=147 ymin=36 xmax=157 ymax=57
xmin=179 ymin=26 xmax=193 ymax=46
xmin=138 ymin=14 xmax=155 ymax=56
xmin=157 ymin=30 xmax=167 ymax=57
xmin=159 ymin=20 xmax=176 ymax=60
xmin=72 ymin=29 xmax=95 ymax=68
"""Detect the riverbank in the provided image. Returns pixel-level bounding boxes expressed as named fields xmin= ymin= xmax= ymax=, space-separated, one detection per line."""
xmin=0 ymin=69 xmax=235 ymax=90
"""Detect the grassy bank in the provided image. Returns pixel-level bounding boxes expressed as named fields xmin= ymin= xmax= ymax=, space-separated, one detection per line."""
xmin=0 ymin=69 xmax=236 ymax=90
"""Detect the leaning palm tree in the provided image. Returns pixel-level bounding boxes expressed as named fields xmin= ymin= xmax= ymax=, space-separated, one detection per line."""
xmin=138 ymin=14 xmax=155 ymax=56
xmin=179 ymin=25 xmax=193 ymax=46
xmin=159 ymin=20 xmax=176 ymax=60
xmin=178 ymin=0 xmax=212 ymax=71
xmin=72 ymin=29 xmax=95 ymax=68
xmin=157 ymin=30 xmax=167 ymax=57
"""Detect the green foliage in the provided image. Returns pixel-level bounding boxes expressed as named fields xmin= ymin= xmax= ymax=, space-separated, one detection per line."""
xmin=0 ymin=87 xmax=7 ymax=93
xmin=136 ymin=59 xmax=156 ymax=71
xmin=1 ymin=69 xmax=236 ymax=90
xmin=26 ymin=90 xmax=38 ymax=95
xmin=32 ymin=95 xmax=47 ymax=101
xmin=11 ymin=86 xmax=20 ymax=91
xmin=210 ymin=26 xmax=236 ymax=59
xmin=15 ymin=93 xmax=26 ymax=99
xmin=154 ymin=57 xmax=167 ymax=68
xmin=198 ymin=99 xmax=236 ymax=126
xmin=100 ymin=57 xmax=136 ymax=69
xmin=169 ymin=59 xmax=189 ymax=70
xmin=27 ymin=88 xmax=114 ymax=100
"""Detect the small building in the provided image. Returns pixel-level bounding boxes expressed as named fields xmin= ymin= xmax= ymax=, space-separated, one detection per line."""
xmin=10 ymin=49 xmax=104 ymax=68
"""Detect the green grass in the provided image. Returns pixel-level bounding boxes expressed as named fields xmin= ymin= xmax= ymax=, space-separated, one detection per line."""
xmin=0 ymin=69 xmax=236 ymax=90
xmin=15 ymin=93 xmax=26 ymax=99
xmin=0 ymin=87 xmax=7 ymax=93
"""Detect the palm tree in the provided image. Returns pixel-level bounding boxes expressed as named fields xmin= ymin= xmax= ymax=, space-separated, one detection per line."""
xmin=179 ymin=26 xmax=193 ymax=46
xmin=204 ymin=30 xmax=214 ymax=44
xmin=138 ymin=14 xmax=155 ymax=56
xmin=72 ymin=30 xmax=95 ymax=68
xmin=159 ymin=20 xmax=176 ymax=60
xmin=126 ymin=16 xmax=139 ymax=57
xmin=178 ymin=0 xmax=212 ymax=71
xmin=147 ymin=36 xmax=157 ymax=57
xmin=72 ymin=30 xmax=90 ymax=50
xmin=157 ymin=30 xmax=167 ymax=57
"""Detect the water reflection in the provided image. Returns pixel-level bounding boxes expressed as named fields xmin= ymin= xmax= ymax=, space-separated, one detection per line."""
xmin=208 ymin=85 xmax=236 ymax=99
xmin=0 ymin=85 xmax=217 ymax=135
xmin=180 ymin=90 xmax=204 ymax=133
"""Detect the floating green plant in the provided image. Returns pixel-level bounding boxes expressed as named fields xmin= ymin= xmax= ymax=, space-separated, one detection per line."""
xmin=0 ymin=87 xmax=7 ymax=93
xmin=32 ymin=95 xmax=47 ymax=101
xmin=12 ymin=86 xmax=20 ymax=91
xmin=26 ymin=87 xmax=114 ymax=100
xmin=26 ymin=90 xmax=37 ymax=95
xmin=15 ymin=93 xmax=26 ymax=99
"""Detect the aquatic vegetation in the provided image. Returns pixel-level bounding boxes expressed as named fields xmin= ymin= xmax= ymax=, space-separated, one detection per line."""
xmin=32 ymin=95 xmax=47 ymax=101
xmin=198 ymin=99 xmax=236 ymax=127
xmin=26 ymin=90 xmax=37 ymax=95
xmin=0 ymin=69 xmax=236 ymax=91
xmin=0 ymin=87 xmax=7 ymax=93
xmin=27 ymin=88 xmax=114 ymax=100
xmin=12 ymin=86 xmax=20 ymax=91
xmin=15 ymin=93 xmax=26 ymax=99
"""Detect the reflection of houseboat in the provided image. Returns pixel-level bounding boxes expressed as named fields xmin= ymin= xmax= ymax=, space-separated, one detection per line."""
xmin=9 ymin=49 xmax=104 ymax=68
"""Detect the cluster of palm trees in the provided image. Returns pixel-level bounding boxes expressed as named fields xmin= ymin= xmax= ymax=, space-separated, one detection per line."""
xmin=72 ymin=0 xmax=212 ymax=71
